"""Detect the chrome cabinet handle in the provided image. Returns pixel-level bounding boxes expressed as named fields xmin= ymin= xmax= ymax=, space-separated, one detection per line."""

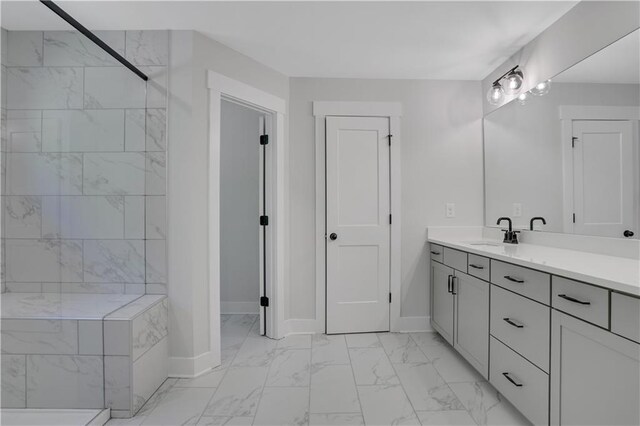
xmin=558 ymin=294 xmax=590 ymax=305
xmin=469 ymin=264 xmax=484 ymax=270
xmin=503 ymin=317 xmax=524 ymax=328
xmin=502 ymin=372 xmax=523 ymax=387
xmin=504 ymin=275 xmax=524 ymax=283
xmin=431 ymin=251 xmax=441 ymax=255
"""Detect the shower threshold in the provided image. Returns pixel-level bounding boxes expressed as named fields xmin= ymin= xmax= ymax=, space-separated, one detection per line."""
xmin=0 ymin=408 xmax=110 ymax=426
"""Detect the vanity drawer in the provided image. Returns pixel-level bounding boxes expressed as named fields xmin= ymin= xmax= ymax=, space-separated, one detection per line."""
xmin=552 ymin=276 xmax=609 ymax=328
xmin=443 ymin=247 xmax=467 ymax=272
xmin=429 ymin=244 xmax=444 ymax=263
xmin=611 ymin=292 xmax=640 ymax=343
xmin=490 ymin=336 xmax=549 ymax=426
xmin=491 ymin=285 xmax=550 ymax=372
xmin=467 ymin=254 xmax=490 ymax=281
xmin=491 ymin=260 xmax=550 ymax=305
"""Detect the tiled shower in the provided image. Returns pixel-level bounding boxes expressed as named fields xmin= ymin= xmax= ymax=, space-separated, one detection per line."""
xmin=1 ymin=26 xmax=169 ymax=417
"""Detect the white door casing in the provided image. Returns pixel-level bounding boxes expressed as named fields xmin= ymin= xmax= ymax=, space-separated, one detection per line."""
xmin=572 ymin=120 xmax=635 ymax=238
xmin=326 ymin=116 xmax=391 ymax=334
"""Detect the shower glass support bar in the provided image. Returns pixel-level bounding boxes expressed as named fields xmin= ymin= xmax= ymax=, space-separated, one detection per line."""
xmin=39 ymin=0 xmax=149 ymax=81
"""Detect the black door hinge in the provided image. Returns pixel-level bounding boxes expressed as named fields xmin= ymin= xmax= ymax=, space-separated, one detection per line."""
xmin=260 ymin=215 xmax=269 ymax=226
xmin=389 ymin=292 xmax=392 ymax=303
xmin=389 ymin=214 xmax=392 ymax=225
xmin=260 ymin=134 xmax=269 ymax=145
xmin=572 ymin=213 xmax=576 ymax=223
xmin=260 ymin=296 xmax=269 ymax=307
xmin=571 ymin=137 xmax=577 ymax=148
xmin=388 ymin=134 xmax=393 ymax=146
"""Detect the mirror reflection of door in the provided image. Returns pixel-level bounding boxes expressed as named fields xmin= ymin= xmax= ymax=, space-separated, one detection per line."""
xmin=571 ymin=120 xmax=636 ymax=238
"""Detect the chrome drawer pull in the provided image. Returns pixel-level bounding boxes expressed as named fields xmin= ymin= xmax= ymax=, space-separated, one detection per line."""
xmin=502 ymin=372 xmax=523 ymax=387
xmin=558 ymin=294 xmax=590 ymax=305
xmin=469 ymin=264 xmax=485 ymax=270
xmin=503 ymin=317 xmax=524 ymax=328
xmin=504 ymin=275 xmax=524 ymax=283
xmin=430 ymin=251 xmax=441 ymax=255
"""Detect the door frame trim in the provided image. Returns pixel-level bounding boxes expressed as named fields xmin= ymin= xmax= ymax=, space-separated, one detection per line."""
xmin=313 ymin=101 xmax=403 ymax=333
xmin=559 ymin=105 xmax=639 ymax=234
xmin=207 ymin=71 xmax=288 ymax=368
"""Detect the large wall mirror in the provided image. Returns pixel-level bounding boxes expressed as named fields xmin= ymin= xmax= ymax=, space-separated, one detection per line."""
xmin=484 ymin=28 xmax=639 ymax=239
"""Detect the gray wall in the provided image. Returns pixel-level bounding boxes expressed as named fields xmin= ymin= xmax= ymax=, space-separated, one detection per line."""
xmin=289 ymin=78 xmax=484 ymax=321
xmin=220 ymin=100 xmax=261 ymax=312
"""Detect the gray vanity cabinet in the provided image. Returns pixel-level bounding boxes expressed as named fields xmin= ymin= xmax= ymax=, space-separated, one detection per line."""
xmin=430 ymin=260 xmax=455 ymax=344
xmin=454 ymin=271 xmax=489 ymax=377
xmin=550 ymin=310 xmax=640 ymax=426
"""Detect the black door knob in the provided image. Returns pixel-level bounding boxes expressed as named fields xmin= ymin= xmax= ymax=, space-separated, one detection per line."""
xmin=623 ymin=230 xmax=634 ymax=238
xmin=329 ymin=233 xmax=338 ymax=241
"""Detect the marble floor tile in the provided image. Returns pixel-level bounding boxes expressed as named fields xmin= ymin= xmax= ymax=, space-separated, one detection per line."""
xmin=196 ymin=416 xmax=253 ymax=426
xmin=175 ymin=369 xmax=226 ymax=388
xmin=419 ymin=343 xmax=485 ymax=383
xmin=309 ymin=413 xmax=365 ymax=426
xmin=310 ymin=364 xmax=360 ymax=414
xmin=393 ymin=363 xmax=464 ymax=411
xmin=204 ymin=367 xmax=269 ymax=417
xmin=277 ymin=334 xmax=312 ymax=349
xmin=379 ymin=333 xmax=429 ymax=364
xmin=448 ymin=381 xmax=530 ymax=426
xmin=231 ymin=337 xmax=278 ymax=368
xmin=348 ymin=347 xmax=399 ymax=386
xmin=416 ymin=410 xmax=477 ymax=426
xmin=409 ymin=332 xmax=447 ymax=349
xmin=266 ymin=349 xmax=311 ymax=387
xmin=357 ymin=384 xmax=420 ymax=425
xmin=311 ymin=334 xmax=350 ymax=365
xmin=253 ymin=387 xmax=310 ymax=426
xmin=141 ymin=387 xmax=216 ymax=425
xmin=345 ymin=333 xmax=381 ymax=348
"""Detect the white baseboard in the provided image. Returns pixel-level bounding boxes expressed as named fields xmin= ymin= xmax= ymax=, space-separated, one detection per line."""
xmin=169 ymin=351 xmax=215 ymax=378
xmin=221 ymin=301 xmax=259 ymax=314
xmin=284 ymin=319 xmax=322 ymax=335
xmin=395 ymin=316 xmax=432 ymax=332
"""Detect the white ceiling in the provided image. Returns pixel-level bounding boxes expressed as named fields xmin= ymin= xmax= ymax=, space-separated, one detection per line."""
xmin=554 ymin=28 xmax=639 ymax=84
xmin=1 ymin=1 xmax=578 ymax=80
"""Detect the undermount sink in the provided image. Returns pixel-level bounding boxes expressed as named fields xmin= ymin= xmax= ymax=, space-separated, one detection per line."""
xmin=466 ymin=241 xmax=502 ymax=247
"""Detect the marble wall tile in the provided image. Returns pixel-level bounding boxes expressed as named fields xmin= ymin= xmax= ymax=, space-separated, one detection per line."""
xmin=84 ymin=67 xmax=146 ymax=109
xmin=132 ymin=336 xmax=168 ymax=414
xmin=1 ymin=106 xmax=7 ymax=152
xmin=5 ymin=153 xmax=83 ymax=195
xmin=125 ymin=284 xmax=146 ymax=295
xmin=6 ymin=110 xmax=42 ymax=152
xmin=125 ymin=31 xmax=168 ymax=66
xmin=79 ymin=320 xmax=103 ymax=355
xmin=144 ymin=66 xmax=168 ymax=108
xmin=2 ymin=28 xmax=7 ymax=66
xmin=44 ymin=31 xmax=125 ymax=66
xmin=125 ymin=196 xmax=145 ymax=239
xmin=145 ymin=109 xmax=166 ymax=151
xmin=5 ymin=282 xmax=43 ymax=292
xmin=7 ymin=31 xmax=43 ymax=66
xmin=4 ymin=196 xmax=42 ymax=238
xmin=26 ymin=354 xmax=104 ymax=408
xmin=145 ymin=284 xmax=167 ymax=295
xmin=61 ymin=282 xmax=125 ymax=294
xmin=5 ymin=239 xmax=83 ymax=283
xmin=125 ymin=109 xmax=145 ymax=152
xmin=1 ymin=319 xmax=78 ymax=354
xmin=83 ymin=239 xmax=145 ymax=283
xmin=42 ymin=110 xmax=125 ymax=152
xmin=145 ymin=196 xmax=166 ymax=239
xmin=132 ymin=298 xmax=168 ymax=360
xmin=104 ymin=319 xmax=131 ymax=356
xmin=105 ymin=355 xmax=132 ymax=411
xmin=83 ymin=153 xmax=146 ymax=195
xmin=1 ymin=354 xmax=26 ymax=408
xmin=7 ymin=67 xmax=83 ymax=109
xmin=145 ymin=240 xmax=167 ymax=284
xmin=146 ymin=152 xmax=166 ymax=195
xmin=41 ymin=282 xmax=61 ymax=293
xmin=42 ymin=196 xmax=125 ymax=239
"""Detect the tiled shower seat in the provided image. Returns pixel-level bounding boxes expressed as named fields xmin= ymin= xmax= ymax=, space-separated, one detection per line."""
xmin=1 ymin=293 xmax=168 ymax=418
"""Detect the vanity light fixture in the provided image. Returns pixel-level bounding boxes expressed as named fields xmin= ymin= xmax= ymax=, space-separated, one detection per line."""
xmin=486 ymin=65 xmax=524 ymax=105
xmin=530 ymin=79 xmax=551 ymax=96
xmin=517 ymin=91 xmax=529 ymax=105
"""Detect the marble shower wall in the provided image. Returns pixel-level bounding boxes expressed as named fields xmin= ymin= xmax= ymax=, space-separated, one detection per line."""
xmin=1 ymin=30 xmax=168 ymax=295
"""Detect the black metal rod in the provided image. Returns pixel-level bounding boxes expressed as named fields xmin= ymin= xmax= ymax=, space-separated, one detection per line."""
xmin=39 ymin=0 xmax=148 ymax=81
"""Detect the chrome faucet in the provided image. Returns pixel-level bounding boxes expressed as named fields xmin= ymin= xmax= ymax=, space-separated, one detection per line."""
xmin=497 ymin=217 xmax=519 ymax=244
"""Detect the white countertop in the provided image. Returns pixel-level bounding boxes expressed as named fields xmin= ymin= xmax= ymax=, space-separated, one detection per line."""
xmin=428 ymin=234 xmax=640 ymax=296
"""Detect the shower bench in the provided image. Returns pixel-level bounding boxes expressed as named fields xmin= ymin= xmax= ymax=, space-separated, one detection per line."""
xmin=1 ymin=293 xmax=168 ymax=418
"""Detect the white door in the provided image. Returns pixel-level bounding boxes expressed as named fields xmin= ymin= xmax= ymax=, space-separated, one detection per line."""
xmin=326 ymin=116 xmax=391 ymax=334
xmin=572 ymin=120 xmax=636 ymax=238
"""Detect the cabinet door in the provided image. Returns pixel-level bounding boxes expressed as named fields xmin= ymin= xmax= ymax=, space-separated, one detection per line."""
xmin=431 ymin=260 xmax=454 ymax=344
xmin=454 ymin=271 xmax=489 ymax=378
xmin=551 ymin=310 xmax=640 ymax=426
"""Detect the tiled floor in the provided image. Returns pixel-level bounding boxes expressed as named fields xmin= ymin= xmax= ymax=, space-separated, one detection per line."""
xmin=107 ymin=315 xmax=531 ymax=426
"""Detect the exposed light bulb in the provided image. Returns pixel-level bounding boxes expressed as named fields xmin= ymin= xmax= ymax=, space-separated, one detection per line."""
xmin=517 ymin=92 xmax=529 ymax=105
xmin=487 ymin=83 xmax=504 ymax=105
xmin=504 ymin=69 xmax=524 ymax=95
xmin=531 ymin=79 xmax=551 ymax=96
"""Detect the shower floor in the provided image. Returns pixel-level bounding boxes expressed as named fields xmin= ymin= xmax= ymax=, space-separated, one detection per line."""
xmin=0 ymin=408 xmax=110 ymax=425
